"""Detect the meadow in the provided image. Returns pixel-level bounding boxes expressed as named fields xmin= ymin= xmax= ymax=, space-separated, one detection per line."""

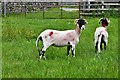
xmin=2 ymin=13 xmax=118 ymax=78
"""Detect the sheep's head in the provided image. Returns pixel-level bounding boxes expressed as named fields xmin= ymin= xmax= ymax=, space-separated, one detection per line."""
xmin=75 ymin=18 xmax=88 ymax=30
xmin=99 ymin=17 xmax=110 ymax=27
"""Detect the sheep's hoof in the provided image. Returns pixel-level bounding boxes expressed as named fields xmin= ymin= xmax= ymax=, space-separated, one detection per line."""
xmin=43 ymin=56 xmax=46 ymax=60
xmin=98 ymin=51 xmax=102 ymax=54
xmin=37 ymin=56 xmax=42 ymax=61
xmin=65 ymin=55 xmax=69 ymax=60
xmin=72 ymin=55 xmax=75 ymax=57
xmin=95 ymin=50 xmax=97 ymax=53
xmin=36 ymin=56 xmax=40 ymax=61
xmin=38 ymin=58 xmax=41 ymax=62
xmin=95 ymin=54 xmax=99 ymax=58
xmin=98 ymin=51 xmax=101 ymax=53
xmin=67 ymin=55 xmax=70 ymax=57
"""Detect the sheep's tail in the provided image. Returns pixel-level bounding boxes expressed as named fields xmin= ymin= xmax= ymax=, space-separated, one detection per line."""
xmin=36 ymin=34 xmax=43 ymax=51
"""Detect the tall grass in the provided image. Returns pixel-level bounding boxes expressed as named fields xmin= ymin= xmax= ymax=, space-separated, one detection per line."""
xmin=2 ymin=13 xmax=118 ymax=78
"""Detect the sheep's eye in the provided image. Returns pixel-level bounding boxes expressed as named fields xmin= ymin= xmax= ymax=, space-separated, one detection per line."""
xmin=84 ymin=21 xmax=86 ymax=24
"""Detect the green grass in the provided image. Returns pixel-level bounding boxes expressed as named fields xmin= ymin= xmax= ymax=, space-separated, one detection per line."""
xmin=2 ymin=13 xmax=118 ymax=78
xmin=0 ymin=16 xmax=2 ymax=79
xmin=6 ymin=7 xmax=79 ymax=19
xmin=44 ymin=7 xmax=79 ymax=19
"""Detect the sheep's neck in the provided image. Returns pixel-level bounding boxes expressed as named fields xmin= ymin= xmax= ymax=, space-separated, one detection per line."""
xmin=75 ymin=25 xmax=81 ymax=37
xmin=102 ymin=24 xmax=106 ymax=28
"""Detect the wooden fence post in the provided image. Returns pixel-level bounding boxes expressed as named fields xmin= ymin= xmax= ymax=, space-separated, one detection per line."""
xmin=43 ymin=2 xmax=45 ymax=19
xmin=61 ymin=4 xmax=62 ymax=19
xmin=101 ymin=0 xmax=104 ymax=13
xmin=79 ymin=2 xmax=81 ymax=18
xmin=88 ymin=0 xmax=90 ymax=10
xmin=0 ymin=2 xmax=1 ymax=15
xmin=3 ymin=0 xmax=6 ymax=17
xmin=25 ymin=2 xmax=27 ymax=17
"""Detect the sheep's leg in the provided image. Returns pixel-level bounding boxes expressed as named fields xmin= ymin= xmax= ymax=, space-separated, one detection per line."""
xmin=39 ymin=49 xmax=46 ymax=60
xmin=67 ymin=45 xmax=71 ymax=56
xmin=103 ymin=40 xmax=107 ymax=50
xmin=95 ymin=41 xmax=98 ymax=53
xmin=100 ymin=41 xmax=103 ymax=51
xmin=70 ymin=43 xmax=75 ymax=57
xmin=98 ymin=35 xmax=102 ymax=53
xmin=71 ymin=46 xmax=75 ymax=57
xmin=103 ymin=38 xmax=108 ymax=50
xmin=95 ymin=38 xmax=98 ymax=53
xmin=39 ymin=44 xmax=51 ymax=60
xmin=104 ymin=32 xmax=108 ymax=50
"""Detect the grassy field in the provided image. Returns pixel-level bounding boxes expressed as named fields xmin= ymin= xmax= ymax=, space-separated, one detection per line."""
xmin=2 ymin=14 xmax=118 ymax=78
xmin=0 ymin=16 xmax=2 ymax=79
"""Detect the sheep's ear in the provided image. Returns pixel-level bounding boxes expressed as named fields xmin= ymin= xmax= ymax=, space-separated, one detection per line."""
xmin=74 ymin=19 xmax=79 ymax=25
xmin=106 ymin=18 xmax=110 ymax=23
xmin=86 ymin=21 xmax=88 ymax=24
xmin=99 ymin=18 xmax=103 ymax=24
xmin=108 ymin=20 xmax=110 ymax=23
xmin=83 ymin=19 xmax=88 ymax=24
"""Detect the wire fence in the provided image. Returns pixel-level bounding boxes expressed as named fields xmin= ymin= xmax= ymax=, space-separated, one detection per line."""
xmin=2 ymin=2 xmax=80 ymax=19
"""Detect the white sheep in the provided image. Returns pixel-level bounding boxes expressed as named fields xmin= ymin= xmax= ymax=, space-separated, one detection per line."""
xmin=36 ymin=18 xmax=87 ymax=60
xmin=94 ymin=17 xmax=110 ymax=53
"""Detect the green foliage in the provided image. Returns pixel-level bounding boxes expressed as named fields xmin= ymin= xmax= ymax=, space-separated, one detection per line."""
xmin=2 ymin=14 xmax=118 ymax=78
xmin=101 ymin=9 xmax=119 ymax=18
xmin=2 ymin=27 xmax=35 ymax=41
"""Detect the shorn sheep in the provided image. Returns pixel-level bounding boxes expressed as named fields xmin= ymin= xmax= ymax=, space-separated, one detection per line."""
xmin=36 ymin=18 xmax=87 ymax=60
xmin=94 ymin=17 xmax=110 ymax=53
